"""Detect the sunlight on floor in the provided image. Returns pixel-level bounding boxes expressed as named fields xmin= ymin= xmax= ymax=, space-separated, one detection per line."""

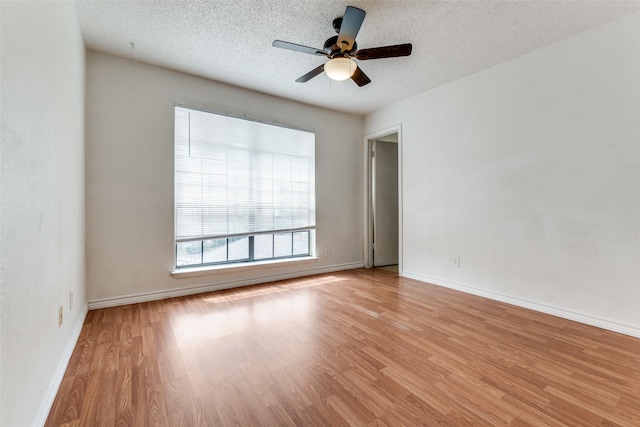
xmin=201 ymin=275 xmax=347 ymax=303
xmin=172 ymin=292 xmax=314 ymax=345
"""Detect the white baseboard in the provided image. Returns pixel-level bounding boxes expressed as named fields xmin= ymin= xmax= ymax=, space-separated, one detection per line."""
xmin=32 ymin=303 xmax=89 ymax=427
xmin=402 ymin=271 xmax=640 ymax=339
xmin=88 ymin=261 xmax=364 ymax=310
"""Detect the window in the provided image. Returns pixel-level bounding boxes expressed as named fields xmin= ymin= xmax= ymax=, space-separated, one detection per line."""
xmin=174 ymin=107 xmax=315 ymax=268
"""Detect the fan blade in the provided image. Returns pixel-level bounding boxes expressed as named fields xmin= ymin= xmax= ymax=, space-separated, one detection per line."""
xmin=337 ymin=6 xmax=366 ymax=52
xmin=272 ymin=40 xmax=327 ymax=56
xmin=351 ymin=66 xmax=371 ymax=87
xmin=295 ymin=64 xmax=325 ymax=83
xmin=355 ymin=43 xmax=413 ymax=60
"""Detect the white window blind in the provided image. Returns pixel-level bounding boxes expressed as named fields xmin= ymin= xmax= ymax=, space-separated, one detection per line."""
xmin=174 ymin=106 xmax=315 ymax=252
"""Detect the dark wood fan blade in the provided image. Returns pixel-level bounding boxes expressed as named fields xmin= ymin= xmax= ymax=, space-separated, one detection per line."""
xmin=295 ymin=64 xmax=325 ymax=83
xmin=351 ymin=66 xmax=371 ymax=87
xmin=272 ymin=40 xmax=327 ymax=56
xmin=355 ymin=43 xmax=413 ymax=60
xmin=337 ymin=6 xmax=366 ymax=52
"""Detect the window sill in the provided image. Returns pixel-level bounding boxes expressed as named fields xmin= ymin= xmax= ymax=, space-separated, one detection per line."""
xmin=171 ymin=256 xmax=319 ymax=278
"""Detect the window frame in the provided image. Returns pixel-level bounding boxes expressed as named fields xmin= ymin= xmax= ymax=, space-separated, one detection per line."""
xmin=173 ymin=106 xmax=316 ymax=270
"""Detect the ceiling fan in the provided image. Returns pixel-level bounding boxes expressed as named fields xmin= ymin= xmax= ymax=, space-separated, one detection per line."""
xmin=272 ymin=6 xmax=412 ymax=87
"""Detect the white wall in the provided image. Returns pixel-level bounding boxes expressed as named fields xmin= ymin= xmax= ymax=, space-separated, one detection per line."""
xmin=85 ymin=52 xmax=363 ymax=304
xmin=364 ymin=12 xmax=640 ymax=336
xmin=0 ymin=2 xmax=87 ymax=426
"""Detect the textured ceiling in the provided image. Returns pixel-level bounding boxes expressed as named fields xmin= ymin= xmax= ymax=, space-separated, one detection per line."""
xmin=74 ymin=0 xmax=640 ymax=115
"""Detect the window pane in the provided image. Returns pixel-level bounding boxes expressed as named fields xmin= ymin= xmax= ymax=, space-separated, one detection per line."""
xmin=255 ymin=208 xmax=274 ymax=232
xmin=291 ymin=157 xmax=309 ymax=182
xmin=254 ymin=234 xmax=273 ymax=260
xmin=273 ymin=180 xmax=292 ymax=205
xmin=201 ymin=207 xmax=228 ymax=236
xmin=292 ymin=231 xmax=309 ymax=256
xmin=175 ymin=207 xmax=204 ymax=238
xmin=273 ymin=155 xmax=291 ymax=180
xmin=228 ymin=236 xmax=249 ymax=261
xmin=292 ymin=182 xmax=309 ymax=207
xmin=203 ymin=239 xmax=227 ymax=263
xmin=227 ymin=207 xmax=251 ymax=234
xmin=176 ymin=241 xmax=202 ymax=266
xmin=274 ymin=209 xmax=293 ymax=229
xmin=274 ymin=233 xmax=292 ymax=258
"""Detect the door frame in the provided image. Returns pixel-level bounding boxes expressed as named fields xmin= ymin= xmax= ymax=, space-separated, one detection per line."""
xmin=363 ymin=124 xmax=403 ymax=272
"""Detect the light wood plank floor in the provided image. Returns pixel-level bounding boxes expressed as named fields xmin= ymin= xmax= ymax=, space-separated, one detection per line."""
xmin=46 ymin=269 xmax=640 ymax=426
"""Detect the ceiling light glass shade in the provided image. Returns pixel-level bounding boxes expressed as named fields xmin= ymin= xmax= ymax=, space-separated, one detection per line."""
xmin=324 ymin=57 xmax=356 ymax=81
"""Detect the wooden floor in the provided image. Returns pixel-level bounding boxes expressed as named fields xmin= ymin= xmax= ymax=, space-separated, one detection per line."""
xmin=46 ymin=269 xmax=640 ymax=426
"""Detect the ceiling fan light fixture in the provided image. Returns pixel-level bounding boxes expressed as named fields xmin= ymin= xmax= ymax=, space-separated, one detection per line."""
xmin=324 ymin=57 xmax=356 ymax=81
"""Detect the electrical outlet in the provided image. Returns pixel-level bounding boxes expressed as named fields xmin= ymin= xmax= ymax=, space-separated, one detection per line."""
xmin=58 ymin=306 xmax=63 ymax=327
xmin=324 ymin=247 xmax=331 ymax=257
xmin=69 ymin=291 xmax=74 ymax=311
xmin=452 ymin=255 xmax=460 ymax=268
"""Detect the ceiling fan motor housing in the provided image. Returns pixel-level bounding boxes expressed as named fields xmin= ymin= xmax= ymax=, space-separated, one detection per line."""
xmin=323 ymin=35 xmax=357 ymax=58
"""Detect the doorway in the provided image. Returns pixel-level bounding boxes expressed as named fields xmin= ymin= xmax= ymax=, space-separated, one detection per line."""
xmin=365 ymin=127 xmax=402 ymax=272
